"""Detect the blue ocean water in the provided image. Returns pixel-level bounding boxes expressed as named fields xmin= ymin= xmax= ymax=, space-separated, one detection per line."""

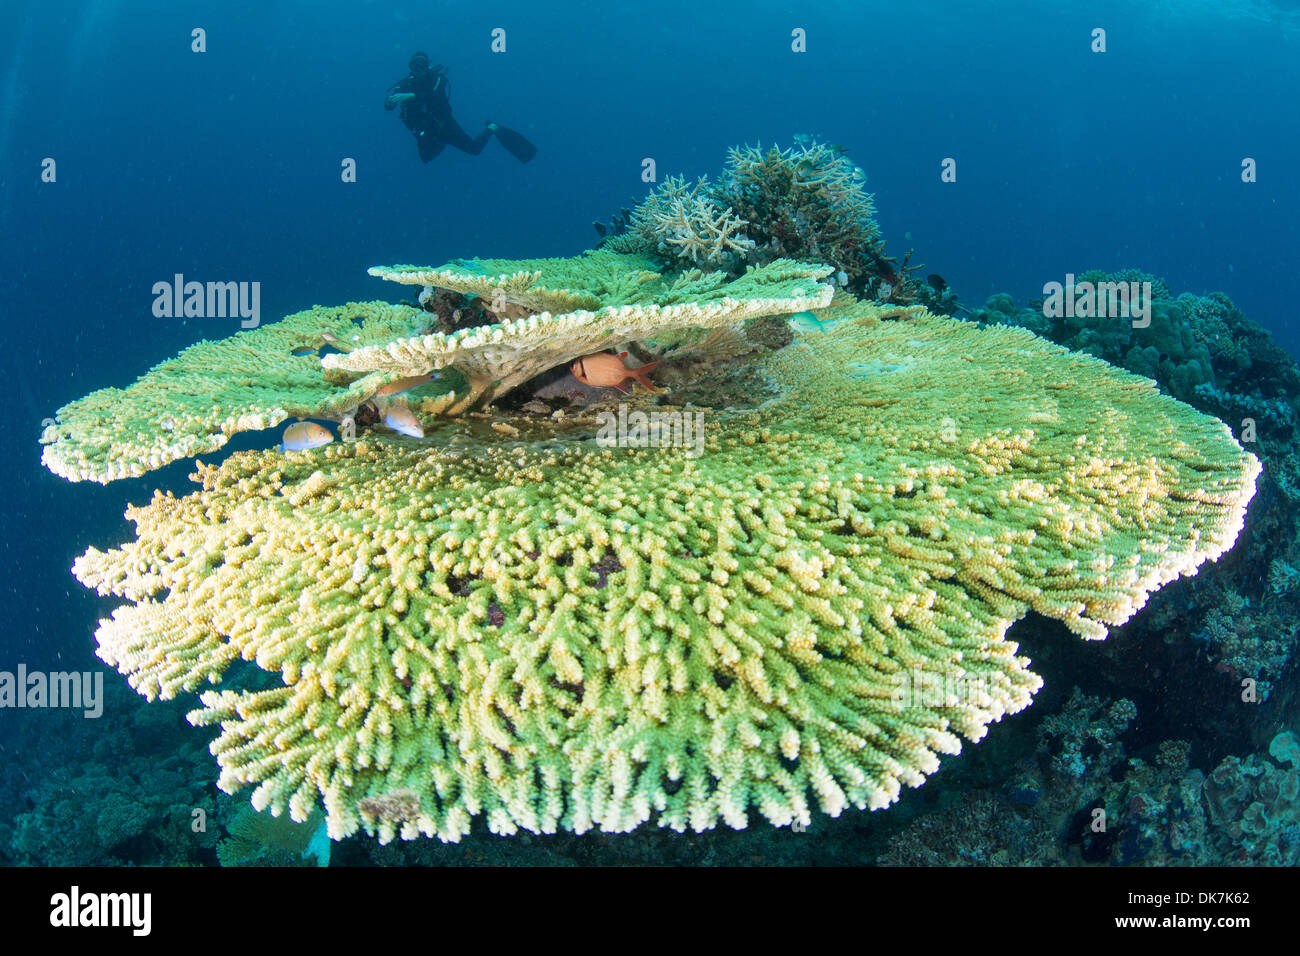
xmin=1 ymin=0 xmax=1298 ymax=868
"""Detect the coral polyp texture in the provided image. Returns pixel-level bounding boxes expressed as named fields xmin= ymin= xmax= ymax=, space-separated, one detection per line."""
xmin=40 ymin=251 xmax=834 ymax=480
xmin=40 ymin=301 xmax=426 ymax=483
xmin=64 ymin=295 xmax=1259 ymax=843
xmin=340 ymin=251 xmax=833 ymax=413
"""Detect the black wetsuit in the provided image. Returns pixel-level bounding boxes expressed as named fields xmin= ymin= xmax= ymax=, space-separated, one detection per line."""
xmin=385 ymin=68 xmax=492 ymax=163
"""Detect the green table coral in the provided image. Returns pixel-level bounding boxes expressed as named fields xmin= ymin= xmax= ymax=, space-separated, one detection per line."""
xmin=41 ymin=252 xmax=834 ymax=480
xmin=40 ymin=301 xmax=427 ymax=483
xmin=65 ymin=297 xmax=1259 ymax=843
xmin=352 ymin=252 xmax=834 ymax=413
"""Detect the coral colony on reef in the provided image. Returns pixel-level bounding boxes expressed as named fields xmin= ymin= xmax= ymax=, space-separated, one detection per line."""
xmin=973 ymin=275 xmax=1300 ymax=696
xmin=40 ymin=142 xmax=1269 ymax=849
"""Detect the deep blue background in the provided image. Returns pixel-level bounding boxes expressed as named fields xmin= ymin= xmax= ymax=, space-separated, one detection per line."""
xmin=1 ymin=0 xmax=1297 ymax=681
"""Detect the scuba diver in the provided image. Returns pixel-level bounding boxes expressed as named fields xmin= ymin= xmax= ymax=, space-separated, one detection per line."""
xmin=385 ymin=52 xmax=537 ymax=164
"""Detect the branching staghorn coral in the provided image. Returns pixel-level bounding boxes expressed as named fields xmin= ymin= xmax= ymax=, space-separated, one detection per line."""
xmin=603 ymin=142 xmax=892 ymax=296
xmin=719 ymin=142 xmax=883 ymax=292
xmin=605 ymin=175 xmax=756 ymax=269
xmin=69 ymin=299 xmax=1259 ymax=844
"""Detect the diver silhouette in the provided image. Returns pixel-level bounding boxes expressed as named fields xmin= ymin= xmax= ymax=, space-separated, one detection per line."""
xmin=385 ymin=51 xmax=536 ymax=164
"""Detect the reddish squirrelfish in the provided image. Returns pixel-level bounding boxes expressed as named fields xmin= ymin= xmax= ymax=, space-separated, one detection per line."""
xmin=570 ymin=352 xmax=659 ymax=394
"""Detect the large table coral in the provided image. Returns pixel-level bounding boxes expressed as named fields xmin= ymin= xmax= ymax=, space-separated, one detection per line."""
xmin=40 ymin=252 xmax=833 ymax=481
xmin=346 ymin=252 xmax=832 ymax=414
xmin=63 ymin=297 xmax=1259 ymax=843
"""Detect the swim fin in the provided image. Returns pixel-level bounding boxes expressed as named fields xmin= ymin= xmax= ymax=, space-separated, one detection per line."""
xmin=490 ymin=124 xmax=537 ymax=163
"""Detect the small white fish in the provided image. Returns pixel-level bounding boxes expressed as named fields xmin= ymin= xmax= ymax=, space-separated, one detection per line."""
xmin=789 ymin=310 xmax=830 ymax=334
xmin=383 ymin=405 xmax=424 ymax=438
xmin=281 ymin=421 xmax=333 ymax=452
xmin=319 ymin=331 xmax=353 ymax=353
